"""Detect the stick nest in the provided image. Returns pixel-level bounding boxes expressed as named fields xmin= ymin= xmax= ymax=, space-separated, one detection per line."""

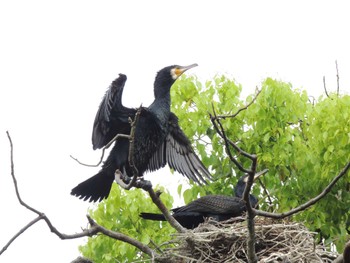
xmin=156 ymin=217 xmax=338 ymax=263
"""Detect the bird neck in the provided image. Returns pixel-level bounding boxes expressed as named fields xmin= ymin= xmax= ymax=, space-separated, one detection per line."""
xmin=235 ymin=182 xmax=258 ymax=208
xmin=149 ymin=93 xmax=171 ymax=125
xmin=235 ymin=181 xmax=245 ymax=198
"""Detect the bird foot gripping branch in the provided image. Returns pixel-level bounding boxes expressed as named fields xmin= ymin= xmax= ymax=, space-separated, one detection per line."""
xmin=114 ymin=169 xmax=152 ymax=191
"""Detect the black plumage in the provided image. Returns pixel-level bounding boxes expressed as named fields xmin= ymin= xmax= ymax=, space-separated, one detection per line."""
xmin=140 ymin=173 xmax=262 ymax=229
xmin=71 ymin=64 xmax=212 ymax=202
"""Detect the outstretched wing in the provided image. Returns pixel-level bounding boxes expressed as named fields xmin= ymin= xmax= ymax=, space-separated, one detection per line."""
xmin=92 ymin=74 xmax=136 ymax=150
xmin=148 ymin=112 xmax=212 ymax=184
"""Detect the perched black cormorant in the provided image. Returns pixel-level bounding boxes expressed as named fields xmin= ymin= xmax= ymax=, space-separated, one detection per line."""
xmin=140 ymin=173 xmax=262 ymax=229
xmin=71 ymin=64 xmax=212 ymax=202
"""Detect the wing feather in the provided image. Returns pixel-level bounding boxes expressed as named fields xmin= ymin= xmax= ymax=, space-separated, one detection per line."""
xmin=92 ymin=74 xmax=136 ymax=150
xmin=147 ymin=112 xmax=212 ymax=184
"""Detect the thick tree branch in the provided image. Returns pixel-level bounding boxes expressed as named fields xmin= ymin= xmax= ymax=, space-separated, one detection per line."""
xmin=146 ymin=187 xmax=186 ymax=233
xmin=254 ymin=161 xmax=350 ymax=219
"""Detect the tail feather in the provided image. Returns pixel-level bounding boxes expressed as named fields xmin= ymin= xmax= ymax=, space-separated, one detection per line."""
xmin=139 ymin=212 xmax=166 ymax=221
xmin=71 ymin=171 xmax=114 ymax=202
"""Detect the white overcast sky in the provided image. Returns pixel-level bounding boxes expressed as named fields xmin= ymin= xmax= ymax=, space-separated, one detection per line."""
xmin=0 ymin=1 xmax=349 ymax=262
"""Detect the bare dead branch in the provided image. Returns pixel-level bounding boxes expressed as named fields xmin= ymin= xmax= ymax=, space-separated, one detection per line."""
xmin=254 ymin=161 xmax=350 ymax=219
xmin=86 ymin=215 xmax=155 ymax=257
xmin=2 ymin=131 xmax=156 ymax=260
xmin=257 ymin=177 xmax=274 ymax=209
xmin=210 ymin=108 xmax=249 ymax=173
xmin=0 ymin=215 xmax=43 ymax=255
xmin=69 ymin=105 xmax=143 ymax=168
xmin=211 ymin=105 xmax=256 ymax=162
xmin=323 ymin=76 xmax=330 ymax=98
xmin=6 ymin=131 xmax=41 ymax=215
xmin=335 ymin=60 xmax=340 ymax=96
xmin=70 ymin=133 xmax=130 ymax=167
xmin=217 ymin=87 xmax=262 ymax=119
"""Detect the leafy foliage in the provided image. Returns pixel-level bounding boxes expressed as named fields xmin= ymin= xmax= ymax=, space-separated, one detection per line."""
xmin=79 ymin=184 xmax=175 ymax=262
xmin=79 ymin=75 xmax=350 ymax=261
xmin=171 ymin=75 xmax=350 ymax=251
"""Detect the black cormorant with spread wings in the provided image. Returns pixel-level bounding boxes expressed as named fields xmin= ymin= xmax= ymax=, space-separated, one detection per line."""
xmin=140 ymin=173 xmax=263 ymax=229
xmin=71 ymin=64 xmax=212 ymax=202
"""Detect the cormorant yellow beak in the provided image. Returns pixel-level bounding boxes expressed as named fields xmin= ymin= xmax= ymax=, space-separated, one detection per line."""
xmin=172 ymin=63 xmax=198 ymax=79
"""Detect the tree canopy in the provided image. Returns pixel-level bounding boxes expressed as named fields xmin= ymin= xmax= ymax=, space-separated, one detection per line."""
xmin=79 ymin=75 xmax=350 ymax=262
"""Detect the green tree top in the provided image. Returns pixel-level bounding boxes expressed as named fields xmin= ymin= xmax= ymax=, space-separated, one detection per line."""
xmin=79 ymin=75 xmax=350 ymax=262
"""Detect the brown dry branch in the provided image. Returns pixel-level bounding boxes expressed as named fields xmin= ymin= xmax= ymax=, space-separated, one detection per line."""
xmin=210 ymin=108 xmax=249 ymax=173
xmin=69 ymin=133 xmax=130 ymax=167
xmin=336 ymin=60 xmax=340 ymax=96
xmin=1 ymin=131 xmax=156 ymax=260
xmin=323 ymin=76 xmax=330 ymax=98
xmin=69 ymin=106 xmax=142 ymax=168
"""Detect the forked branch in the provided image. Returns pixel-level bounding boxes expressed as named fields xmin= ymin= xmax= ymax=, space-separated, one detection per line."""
xmin=1 ymin=131 xmax=156 ymax=260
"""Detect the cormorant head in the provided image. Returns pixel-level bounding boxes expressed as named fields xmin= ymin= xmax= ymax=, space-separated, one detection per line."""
xmin=154 ymin=64 xmax=198 ymax=98
xmin=235 ymin=171 xmax=266 ymax=208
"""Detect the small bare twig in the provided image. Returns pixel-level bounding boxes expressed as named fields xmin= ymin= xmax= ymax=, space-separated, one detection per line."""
xmin=257 ymin=177 xmax=273 ymax=209
xmin=70 ymin=105 xmax=143 ymax=168
xmin=211 ymin=105 xmax=256 ymax=162
xmin=254 ymin=161 xmax=350 ymax=219
xmin=323 ymin=76 xmax=330 ymax=98
xmin=70 ymin=133 xmax=130 ymax=167
xmin=210 ymin=108 xmax=249 ymax=173
xmin=335 ymin=60 xmax=340 ymax=96
xmin=217 ymin=88 xmax=262 ymax=119
xmin=0 ymin=215 xmax=43 ymax=255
